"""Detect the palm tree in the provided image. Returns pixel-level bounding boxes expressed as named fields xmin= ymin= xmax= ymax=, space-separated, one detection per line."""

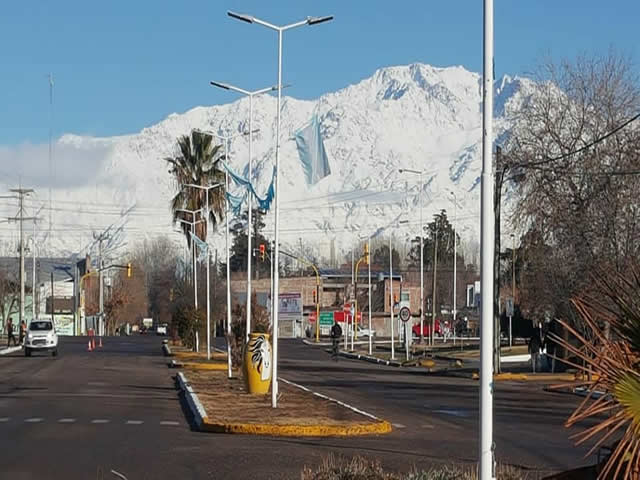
xmin=166 ymin=130 xmax=226 ymax=244
xmin=550 ymin=264 xmax=640 ymax=479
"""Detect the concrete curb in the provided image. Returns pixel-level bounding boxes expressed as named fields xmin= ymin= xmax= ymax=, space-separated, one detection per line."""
xmin=176 ymin=372 xmax=208 ymax=429
xmin=471 ymin=371 xmax=580 ymax=382
xmin=0 ymin=346 xmax=22 ymax=356
xmin=337 ymin=350 xmax=403 ymax=367
xmin=176 ymin=372 xmax=392 ymax=437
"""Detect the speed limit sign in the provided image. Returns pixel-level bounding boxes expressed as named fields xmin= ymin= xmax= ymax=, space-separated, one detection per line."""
xmin=399 ymin=306 xmax=411 ymax=323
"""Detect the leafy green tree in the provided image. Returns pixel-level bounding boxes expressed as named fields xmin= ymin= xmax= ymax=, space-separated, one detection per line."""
xmin=229 ymin=208 xmax=271 ymax=279
xmin=407 ymin=210 xmax=460 ymax=270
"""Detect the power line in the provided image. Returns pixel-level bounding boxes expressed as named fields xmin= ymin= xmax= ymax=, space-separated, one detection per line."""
xmin=517 ymin=111 xmax=640 ymax=169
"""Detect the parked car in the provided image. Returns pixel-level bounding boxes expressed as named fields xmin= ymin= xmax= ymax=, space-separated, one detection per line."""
xmin=24 ymin=320 xmax=58 ymax=357
xmin=356 ymin=325 xmax=376 ymax=338
xmin=412 ymin=320 xmax=442 ymax=338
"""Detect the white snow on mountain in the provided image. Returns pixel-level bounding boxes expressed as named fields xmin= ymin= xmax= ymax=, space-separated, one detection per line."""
xmin=0 ymin=63 xmax=534 ymax=264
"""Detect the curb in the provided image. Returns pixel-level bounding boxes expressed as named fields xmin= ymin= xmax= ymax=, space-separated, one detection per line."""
xmin=0 ymin=346 xmax=22 ymax=356
xmin=169 ymin=359 xmax=228 ymax=371
xmin=176 ymin=372 xmax=208 ymax=429
xmin=176 ymin=372 xmax=392 ymax=437
xmin=162 ymin=344 xmax=173 ymax=357
xmin=471 ymin=371 xmax=580 ymax=382
xmin=337 ymin=350 xmax=403 ymax=367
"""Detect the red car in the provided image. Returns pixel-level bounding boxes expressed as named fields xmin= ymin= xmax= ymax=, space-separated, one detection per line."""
xmin=412 ymin=319 xmax=442 ymax=338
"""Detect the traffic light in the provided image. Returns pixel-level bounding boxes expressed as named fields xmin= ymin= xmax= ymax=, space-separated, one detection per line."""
xmin=127 ymin=262 xmax=132 ymax=278
xmin=364 ymin=242 xmax=370 ymax=265
xmin=259 ymin=244 xmax=266 ymax=261
xmin=312 ymin=289 xmax=316 ymax=304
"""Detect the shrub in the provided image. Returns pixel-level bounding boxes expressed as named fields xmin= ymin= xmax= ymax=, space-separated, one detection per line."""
xmin=227 ymin=293 xmax=271 ymax=368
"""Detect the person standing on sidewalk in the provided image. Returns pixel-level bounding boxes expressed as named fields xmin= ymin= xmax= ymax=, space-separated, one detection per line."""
xmin=330 ymin=320 xmax=342 ymax=361
xmin=6 ymin=318 xmax=17 ymax=347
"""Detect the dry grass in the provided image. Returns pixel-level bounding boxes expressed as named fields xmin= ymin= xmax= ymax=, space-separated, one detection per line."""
xmin=187 ymin=369 xmax=376 ymax=426
xmin=300 ymin=455 xmax=530 ymax=480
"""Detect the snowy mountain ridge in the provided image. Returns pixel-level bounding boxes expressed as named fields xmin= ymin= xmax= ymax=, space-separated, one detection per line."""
xmin=0 ymin=63 xmax=534 ymax=264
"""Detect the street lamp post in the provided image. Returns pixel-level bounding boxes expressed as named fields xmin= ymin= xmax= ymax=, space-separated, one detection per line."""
xmin=450 ymin=191 xmax=458 ymax=334
xmin=177 ymin=214 xmax=205 ymax=352
xmin=195 ymin=127 xmax=254 ymax=376
xmin=210 ymin=81 xmax=284 ymax=343
xmin=227 ymin=10 xmax=333 ymax=409
xmin=399 ymin=168 xmax=424 ymax=345
xmin=480 ymin=0 xmax=496 ymax=478
xmin=183 ymin=183 xmax=223 ymax=361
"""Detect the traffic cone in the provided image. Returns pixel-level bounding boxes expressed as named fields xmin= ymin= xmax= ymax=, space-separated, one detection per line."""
xmin=98 ymin=337 xmax=103 ymax=348
xmin=87 ymin=340 xmax=93 ymax=352
xmin=92 ymin=337 xmax=96 ymax=350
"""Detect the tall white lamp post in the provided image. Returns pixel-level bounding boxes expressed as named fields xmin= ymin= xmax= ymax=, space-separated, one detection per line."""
xmin=399 ymin=168 xmax=424 ymax=344
xmin=210 ymin=81 xmax=283 ymax=343
xmin=227 ymin=10 xmax=333 ymax=408
xmin=183 ymin=183 xmax=223 ymax=361
xmin=480 ymin=0 xmax=495 ymax=478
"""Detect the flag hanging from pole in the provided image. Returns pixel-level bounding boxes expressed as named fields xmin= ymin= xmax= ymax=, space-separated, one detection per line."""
xmin=190 ymin=232 xmax=209 ymax=262
xmin=294 ymin=115 xmax=331 ymax=185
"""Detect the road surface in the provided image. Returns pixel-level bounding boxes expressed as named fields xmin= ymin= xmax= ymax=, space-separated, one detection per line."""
xmin=0 ymin=336 xmax=597 ymax=479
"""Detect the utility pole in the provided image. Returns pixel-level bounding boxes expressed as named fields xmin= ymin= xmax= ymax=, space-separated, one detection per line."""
xmin=511 ymin=233 xmax=515 ymax=348
xmin=7 ymin=188 xmax=35 ymax=328
xmin=431 ymin=221 xmax=438 ymax=346
xmin=93 ymin=231 xmax=110 ymax=336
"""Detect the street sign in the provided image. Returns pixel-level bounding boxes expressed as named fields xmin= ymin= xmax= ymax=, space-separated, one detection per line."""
xmin=506 ymin=297 xmax=514 ymax=317
xmin=319 ymin=312 xmax=334 ymax=327
xmin=399 ymin=306 xmax=411 ymax=323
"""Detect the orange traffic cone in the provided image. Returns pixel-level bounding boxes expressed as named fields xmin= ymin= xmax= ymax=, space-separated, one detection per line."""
xmin=87 ymin=340 xmax=93 ymax=352
xmin=98 ymin=337 xmax=103 ymax=348
xmin=92 ymin=338 xmax=96 ymax=350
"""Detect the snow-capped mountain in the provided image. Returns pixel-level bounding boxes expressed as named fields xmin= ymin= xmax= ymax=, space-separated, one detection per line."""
xmin=0 ymin=63 xmax=533 ymax=263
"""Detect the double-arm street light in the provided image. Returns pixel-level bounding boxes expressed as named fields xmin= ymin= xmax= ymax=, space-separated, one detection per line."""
xmin=210 ymin=81 xmax=288 ymax=345
xmin=399 ymin=168 xmax=425 ymax=344
xmin=177 ymin=212 xmax=205 ymax=352
xmin=195 ymin=128 xmax=253 ymax=379
xmin=183 ymin=183 xmax=223 ymax=361
xmin=227 ymin=10 xmax=333 ymax=409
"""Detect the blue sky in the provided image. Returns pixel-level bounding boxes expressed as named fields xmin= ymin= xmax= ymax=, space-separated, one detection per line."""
xmin=0 ymin=0 xmax=638 ymax=146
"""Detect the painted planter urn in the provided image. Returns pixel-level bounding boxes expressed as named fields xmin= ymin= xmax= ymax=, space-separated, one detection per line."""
xmin=243 ymin=333 xmax=272 ymax=394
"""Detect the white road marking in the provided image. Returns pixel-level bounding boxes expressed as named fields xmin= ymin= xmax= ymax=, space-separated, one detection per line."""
xmin=160 ymin=421 xmax=180 ymax=426
xmin=0 ymin=418 xmax=10 ymax=422
xmin=25 ymin=418 xmax=43 ymax=423
xmin=91 ymin=419 xmax=110 ymax=424
xmin=392 ymin=423 xmax=406 ymax=428
xmin=58 ymin=418 xmax=76 ymax=423
xmin=422 ymin=424 xmax=435 ymax=429
xmin=126 ymin=420 xmax=144 ymax=425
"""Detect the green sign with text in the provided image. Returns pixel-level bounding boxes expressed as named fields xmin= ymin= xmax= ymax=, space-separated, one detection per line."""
xmin=319 ymin=312 xmax=334 ymax=326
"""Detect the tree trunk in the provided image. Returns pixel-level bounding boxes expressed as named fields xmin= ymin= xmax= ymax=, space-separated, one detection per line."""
xmin=493 ymin=147 xmax=506 ymax=373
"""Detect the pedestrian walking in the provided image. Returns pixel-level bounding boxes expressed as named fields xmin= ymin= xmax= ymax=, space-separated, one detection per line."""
xmin=529 ymin=324 xmax=542 ymax=373
xmin=6 ymin=318 xmax=17 ymax=347
xmin=330 ymin=321 xmax=342 ymax=361
xmin=19 ymin=320 xmax=27 ymax=345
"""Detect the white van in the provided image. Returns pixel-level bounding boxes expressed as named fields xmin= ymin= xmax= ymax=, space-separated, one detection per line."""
xmin=25 ymin=320 xmax=59 ymax=357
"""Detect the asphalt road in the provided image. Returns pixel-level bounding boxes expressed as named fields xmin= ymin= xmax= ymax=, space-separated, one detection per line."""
xmin=0 ymin=336 xmax=598 ymax=479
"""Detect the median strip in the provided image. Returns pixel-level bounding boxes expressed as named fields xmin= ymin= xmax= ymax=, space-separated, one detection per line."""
xmin=176 ymin=370 xmax=392 ymax=437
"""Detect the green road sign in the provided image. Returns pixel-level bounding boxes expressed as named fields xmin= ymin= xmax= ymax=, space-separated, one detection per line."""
xmin=319 ymin=312 xmax=334 ymax=326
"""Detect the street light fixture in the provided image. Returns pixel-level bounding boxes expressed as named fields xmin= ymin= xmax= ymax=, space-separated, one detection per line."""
xmin=183 ymin=183 xmax=223 ymax=361
xmin=399 ymin=168 xmax=425 ymax=345
xmin=227 ymin=10 xmax=334 ymax=409
xmin=210 ymin=81 xmax=288 ymax=345
xmin=450 ymin=191 xmax=458 ymax=330
xmin=194 ymin=128 xmax=252 ymax=379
